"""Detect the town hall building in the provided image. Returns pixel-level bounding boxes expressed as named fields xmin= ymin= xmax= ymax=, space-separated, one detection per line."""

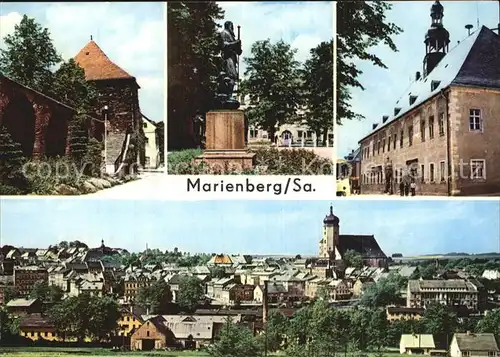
xmin=358 ymin=1 xmax=500 ymax=196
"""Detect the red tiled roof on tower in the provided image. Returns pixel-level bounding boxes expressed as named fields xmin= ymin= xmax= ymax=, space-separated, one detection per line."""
xmin=74 ymin=40 xmax=134 ymax=81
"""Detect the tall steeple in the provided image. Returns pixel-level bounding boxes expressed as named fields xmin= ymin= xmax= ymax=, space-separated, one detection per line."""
xmin=423 ymin=1 xmax=450 ymax=76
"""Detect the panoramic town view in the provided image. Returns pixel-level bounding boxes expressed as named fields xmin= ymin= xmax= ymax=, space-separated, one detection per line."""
xmin=0 ymin=199 xmax=499 ymax=357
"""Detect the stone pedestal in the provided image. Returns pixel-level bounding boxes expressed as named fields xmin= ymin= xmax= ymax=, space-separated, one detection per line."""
xmin=195 ymin=110 xmax=255 ymax=173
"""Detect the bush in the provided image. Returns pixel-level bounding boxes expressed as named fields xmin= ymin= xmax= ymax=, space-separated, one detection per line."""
xmin=82 ymin=138 xmax=103 ymax=177
xmin=23 ymin=156 xmax=86 ymax=195
xmin=0 ymin=183 xmax=24 ymax=195
xmin=167 ymin=147 xmax=333 ymax=175
xmin=251 ymin=147 xmax=333 ymax=175
xmin=0 ymin=126 xmax=29 ymax=191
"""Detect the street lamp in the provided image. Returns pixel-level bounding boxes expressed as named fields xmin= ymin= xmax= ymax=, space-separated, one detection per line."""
xmin=103 ymin=105 xmax=108 ymax=174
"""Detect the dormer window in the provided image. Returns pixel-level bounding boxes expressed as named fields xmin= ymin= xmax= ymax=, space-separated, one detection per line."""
xmin=431 ymin=80 xmax=441 ymax=91
xmin=394 ymin=108 xmax=402 ymax=116
xmin=409 ymin=95 xmax=418 ymax=105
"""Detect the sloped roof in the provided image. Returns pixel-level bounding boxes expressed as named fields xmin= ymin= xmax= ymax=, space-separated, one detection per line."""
xmin=19 ymin=314 xmax=54 ymax=329
xmin=401 ymin=334 xmax=435 ymax=349
xmin=454 ymin=333 xmax=499 ymax=352
xmin=338 ymin=235 xmax=387 ymax=258
xmin=74 ymin=40 xmax=135 ymax=81
xmin=360 ymin=26 xmax=500 ymax=142
xmin=7 ymin=298 xmax=38 ymax=307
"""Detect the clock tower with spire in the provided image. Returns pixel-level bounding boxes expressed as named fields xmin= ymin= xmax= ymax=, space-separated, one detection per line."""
xmin=423 ymin=0 xmax=451 ymax=76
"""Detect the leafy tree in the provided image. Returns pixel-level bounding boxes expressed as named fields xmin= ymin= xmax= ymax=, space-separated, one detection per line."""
xmin=419 ymin=264 xmax=438 ymax=279
xmin=57 ymin=241 xmax=69 ymax=249
xmin=50 ymin=294 xmax=120 ymax=342
xmin=68 ymin=240 xmax=88 ymax=249
xmin=300 ymin=40 xmax=334 ymax=145
xmin=137 ymin=280 xmax=173 ymax=314
xmin=0 ymin=15 xmax=61 ymax=93
xmin=167 ymin=2 xmax=224 ymax=149
xmin=240 ymin=39 xmax=302 ymax=140
xmin=360 ymin=273 xmax=405 ymax=308
xmin=177 ymin=275 xmax=204 ymax=311
xmin=209 ymin=320 xmax=262 ymax=357
xmin=30 ymin=281 xmax=50 ymax=301
xmin=476 ymin=308 xmax=500 ymax=341
xmin=421 ymin=302 xmax=458 ymax=339
xmin=266 ymin=311 xmax=289 ymax=352
xmin=368 ymin=308 xmax=389 ymax=350
xmin=344 ymin=250 xmax=364 ymax=269
xmin=210 ymin=266 xmax=226 ymax=279
xmin=3 ymin=286 xmax=18 ymax=304
xmin=337 ymin=1 xmax=402 ymax=124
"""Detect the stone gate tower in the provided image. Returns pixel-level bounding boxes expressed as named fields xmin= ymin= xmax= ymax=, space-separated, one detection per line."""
xmin=74 ymin=39 xmax=145 ymax=174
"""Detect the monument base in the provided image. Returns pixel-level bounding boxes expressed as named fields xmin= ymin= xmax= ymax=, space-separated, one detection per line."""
xmin=195 ymin=150 xmax=255 ymax=174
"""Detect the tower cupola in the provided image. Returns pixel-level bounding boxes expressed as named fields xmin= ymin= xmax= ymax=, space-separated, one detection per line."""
xmin=323 ymin=205 xmax=340 ymax=226
xmin=424 ymin=1 xmax=450 ymax=76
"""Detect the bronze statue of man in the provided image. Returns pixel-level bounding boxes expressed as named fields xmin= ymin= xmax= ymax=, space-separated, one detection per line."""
xmin=215 ymin=21 xmax=242 ymax=109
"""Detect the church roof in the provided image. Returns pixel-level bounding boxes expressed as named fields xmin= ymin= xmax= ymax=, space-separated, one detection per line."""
xmin=360 ymin=26 xmax=500 ymax=142
xmin=74 ymin=40 xmax=135 ymax=82
xmin=337 ymin=235 xmax=387 ymax=258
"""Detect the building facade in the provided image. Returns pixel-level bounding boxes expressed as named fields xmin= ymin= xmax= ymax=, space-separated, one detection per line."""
xmin=407 ymin=279 xmax=481 ymax=311
xmin=359 ymin=2 xmax=500 ymax=196
xmin=13 ymin=266 xmax=48 ymax=297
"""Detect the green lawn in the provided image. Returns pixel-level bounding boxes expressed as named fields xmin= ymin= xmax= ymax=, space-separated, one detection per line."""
xmin=0 ymin=347 xmax=401 ymax=357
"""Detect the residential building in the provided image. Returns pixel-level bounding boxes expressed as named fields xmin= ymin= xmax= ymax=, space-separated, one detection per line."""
xmin=352 ymin=277 xmax=375 ymax=297
xmin=400 ymin=334 xmax=436 ymax=355
xmin=142 ymin=116 xmax=160 ymax=169
xmin=13 ymin=266 xmax=48 ymax=297
xmin=124 ymin=273 xmax=157 ymax=302
xmin=19 ymin=314 xmax=59 ymax=342
xmin=386 ymin=307 xmax=424 ymax=322
xmin=130 ymin=316 xmax=175 ymax=351
xmin=482 ymin=270 xmax=500 ymax=280
xmin=358 ymin=2 xmax=500 ymax=196
xmin=254 ymin=283 xmax=287 ymax=303
xmin=6 ymin=298 xmax=42 ymax=317
xmin=450 ymin=332 xmax=499 ymax=357
xmin=407 ymin=279 xmax=481 ymax=311
xmin=118 ymin=306 xmax=145 ymax=337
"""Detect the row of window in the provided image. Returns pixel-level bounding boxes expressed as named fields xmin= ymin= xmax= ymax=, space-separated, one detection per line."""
xmin=361 ymin=160 xmax=486 ymax=185
xmin=362 ymin=109 xmax=483 ymax=160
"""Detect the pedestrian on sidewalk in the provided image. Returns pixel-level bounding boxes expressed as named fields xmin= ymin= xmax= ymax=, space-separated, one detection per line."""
xmin=410 ymin=179 xmax=416 ymax=196
xmin=399 ymin=180 xmax=405 ymax=196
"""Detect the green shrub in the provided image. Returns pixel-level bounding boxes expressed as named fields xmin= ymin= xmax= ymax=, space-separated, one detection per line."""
xmin=0 ymin=183 xmax=24 ymax=195
xmin=167 ymin=147 xmax=333 ymax=175
xmin=23 ymin=156 xmax=86 ymax=195
xmin=0 ymin=126 xmax=29 ymax=191
xmin=251 ymin=147 xmax=333 ymax=175
xmin=82 ymin=138 xmax=103 ymax=177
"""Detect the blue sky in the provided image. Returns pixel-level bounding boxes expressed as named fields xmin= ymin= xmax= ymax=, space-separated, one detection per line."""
xmin=337 ymin=1 xmax=500 ymax=157
xmin=218 ymin=1 xmax=333 ymax=78
xmin=1 ymin=199 xmax=498 ymax=257
xmin=0 ymin=2 xmax=164 ymax=122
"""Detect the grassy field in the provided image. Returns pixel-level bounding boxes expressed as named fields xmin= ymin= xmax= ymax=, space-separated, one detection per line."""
xmin=0 ymin=347 xmax=402 ymax=357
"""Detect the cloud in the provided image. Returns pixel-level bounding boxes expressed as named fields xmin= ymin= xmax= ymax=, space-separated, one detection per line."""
xmin=0 ymin=3 xmax=164 ymax=122
xmin=336 ymin=0 xmax=500 ymax=157
xmin=218 ymin=1 xmax=333 ymax=78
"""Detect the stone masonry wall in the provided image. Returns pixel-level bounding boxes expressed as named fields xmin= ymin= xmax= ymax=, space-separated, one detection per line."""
xmin=90 ymin=79 xmax=144 ymax=167
xmin=360 ymin=93 xmax=449 ymax=195
xmin=0 ymin=76 xmax=73 ymax=158
xmin=450 ymin=86 xmax=500 ymax=195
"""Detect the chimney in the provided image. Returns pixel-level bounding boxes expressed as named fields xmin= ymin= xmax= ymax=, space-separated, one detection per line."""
xmin=262 ymin=280 xmax=269 ymax=324
xmin=90 ymin=35 xmax=93 ymax=41
xmin=465 ymin=24 xmax=473 ymax=36
xmin=416 ymin=72 xmax=421 ymax=81
xmin=382 ymin=116 xmax=389 ymax=124
xmin=372 ymin=123 xmax=378 ymax=130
